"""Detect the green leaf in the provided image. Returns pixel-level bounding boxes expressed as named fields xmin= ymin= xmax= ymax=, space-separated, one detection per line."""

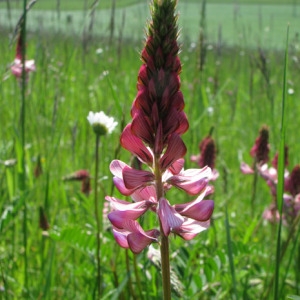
xmin=49 ymin=225 xmax=95 ymax=255
xmin=0 ymin=195 xmax=25 ymax=233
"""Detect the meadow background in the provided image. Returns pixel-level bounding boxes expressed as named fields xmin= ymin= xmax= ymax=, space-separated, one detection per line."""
xmin=0 ymin=0 xmax=300 ymax=299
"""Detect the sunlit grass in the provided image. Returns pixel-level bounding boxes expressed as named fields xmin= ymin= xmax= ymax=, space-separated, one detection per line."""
xmin=0 ymin=0 xmax=300 ymax=298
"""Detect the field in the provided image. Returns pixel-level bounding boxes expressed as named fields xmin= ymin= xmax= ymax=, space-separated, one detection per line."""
xmin=1 ymin=1 xmax=300 ymax=48
xmin=0 ymin=0 xmax=300 ymax=299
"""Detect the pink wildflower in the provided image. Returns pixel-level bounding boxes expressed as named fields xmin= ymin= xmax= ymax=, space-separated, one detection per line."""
xmin=241 ymin=125 xmax=270 ymax=174
xmin=106 ymin=0 xmax=214 ymax=253
xmin=11 ymin=34 xmax=35 ymax=81
xmin=63 ymin=170 xmax=91 ymax=196
xmin=250 ymin=125 xmax=270 ymax=164
xmin=191 ymin=135 xmax=219 ymax=180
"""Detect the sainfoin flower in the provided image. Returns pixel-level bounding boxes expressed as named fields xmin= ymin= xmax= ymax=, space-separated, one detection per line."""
xmin=241 ymin=131 xmax=299 ymax=224
xmin=106 ymin=0 xmax=214 ymax=254
xmin=190 ymin=134 xmax=219 ymax=180
xmin=11 ymin=34 xmax=35 ymax=80
xmin=63 ymin=169 xmax=91 ymax=195
xmin=87 ymin=111 xmax=118 ymax=136
xmin=240 ymin=125 xmax=270 ymax=174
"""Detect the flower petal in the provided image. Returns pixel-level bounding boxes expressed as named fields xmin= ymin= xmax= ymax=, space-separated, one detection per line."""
xmin=167 ymin=167 xmax=212 ymax=195
xmin=175 ymin=199 xmax=214 ymax=222
xmin=131 ymin=186 xmax=157 ymax=203
xmin=108 ymin=207 xmax=148 ymax=229
xmin=127 ymin=229 xmax=160 ymax=254
xmin=120 ymin=124 xmax=153 ymax=165
xmin=157 ymin=198 xmax=184 ymax=236
xmin=174 ymin=219 xmax=210 ymax=240
xmin=168 ymin=158 xmax=184 ymax=175
xmin=131 ymin=111 xmax=154 ymax=145
xmin=110 ymin=160 xmax=128 ymax=178
xmin=240 ymin=162 xmax=254 ymax=174
xmin=113 ymin=177 xmax=134 ymax=196
xmin=123 ymin=167 xmax=154 ymax=190
xmin=112 ymin=228 xmax=129 ymax=249
xmin=106 ymin=196 xmax=150 ymax=210
xmin=160 ymin=134 xmax=186 ymax=171
xmin=113 ymin=220 xmax=159 ymax=254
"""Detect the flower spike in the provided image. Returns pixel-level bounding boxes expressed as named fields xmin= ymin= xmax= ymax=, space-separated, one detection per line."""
xmin=106 ymin=0 xmax=214 ymax=259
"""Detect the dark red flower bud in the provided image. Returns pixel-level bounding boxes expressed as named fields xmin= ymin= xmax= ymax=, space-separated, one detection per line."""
xmin=198 ymin=136 xmax=217 ymax=169
xmin=39 ymin=206 xmax=50 ymax=231
xmin=285 ymin=165 xmax=300 ymax=196
xmin=250 ymin=125 xmax=269 ymax=164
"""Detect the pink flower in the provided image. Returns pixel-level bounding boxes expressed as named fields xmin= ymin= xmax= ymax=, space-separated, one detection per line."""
xmin=106 ymin=0 xmax=214 ymax=253
xmin=250 ymin=125 xmax=270 ymax=164
xmin=191 ymin=135 xmax=219 ymax=180
xmin=11 ymin=35 xmax=35 ymax=80
xmin=112 ymin=220 xmax=160 ymax=254
xmin=240 ymin=162 xmax=255 ymax=174
xmin=63 ymin=170 xmax=91 ymax=195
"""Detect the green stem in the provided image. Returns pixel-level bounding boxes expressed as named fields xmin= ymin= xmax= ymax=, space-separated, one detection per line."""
xmin=125 ymin=250 xmax=134 ymax=299
xmin=20 ymin=0 xmax=28 ymax=294
xmin=94 ymin=134 xmax=102 ymax=298
xmin=251 ymin=164 xmax=258 ymax=217
xmin=154 ymin=155 xmax=171 ymax=300
xmin=160 ymin=232 xmax=171 ymax=300
xmin=133 ymin=254 xmax=142 ymax=299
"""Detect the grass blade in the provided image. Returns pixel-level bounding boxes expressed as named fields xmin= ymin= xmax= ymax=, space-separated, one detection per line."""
xmin=225 ymin=206 xmax=237 ymax=300
xmin=274 ymin=24 xmax=289 ymax=300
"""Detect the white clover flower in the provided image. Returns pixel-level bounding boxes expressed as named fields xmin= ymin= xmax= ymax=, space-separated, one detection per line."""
xmin=87 ymin=111 xmax=118 ymax=136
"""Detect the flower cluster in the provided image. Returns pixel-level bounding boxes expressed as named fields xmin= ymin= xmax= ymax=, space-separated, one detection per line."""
xmin=240 ymin=125 xmax=270 ymax=175
xmin=190 ymin=134 xmax=219 ymax=181
xmin=241 ymin=126 xmax=299 ymax=224
xmin=11 ymin=34 xmax=35 ymax=81
xmin=63 ymin=169 xmax=91 ymax=196
xmin=106 ymin=0 xmax=214 ymax=254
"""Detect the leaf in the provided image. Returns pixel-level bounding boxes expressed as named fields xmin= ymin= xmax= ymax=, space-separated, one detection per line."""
xmin=49 ymin=225 xmax=95 ymax=255
xmin=0 ymin=195 xmax=25 ymax=233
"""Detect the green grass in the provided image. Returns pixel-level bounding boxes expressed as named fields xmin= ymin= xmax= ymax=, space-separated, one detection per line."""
xmin=0 ymin=0 xmax=300 ymax=299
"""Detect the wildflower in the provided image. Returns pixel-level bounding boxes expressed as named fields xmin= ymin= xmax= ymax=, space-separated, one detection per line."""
xmin=11 ymin=34 xmax=35 ymax=81
xmin=63 ymin=169 xmax=91 ymax=195
xmin=284 ymin=165 xmax=300 ymax=219
xmin=87 ymin=111 xmax=118 ymax=136
xmin=250 ymin=125 xmax=269 ymax=164
xmin=39 ymin=206 xmax=50 ymax=231
xmin=240 ymin=125 xmax=270 ymax=174
xmin=191 ymin=135 xmax=219 ymax=180
xmin=106 ymin=0 xmax=214 ymax=254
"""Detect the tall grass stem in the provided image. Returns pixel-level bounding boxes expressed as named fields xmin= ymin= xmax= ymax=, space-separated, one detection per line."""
xmin=274 ymin=24 xmax=289 ymax=300
xmin=20 ymin=0 xmax=28 ymax=294
xmin=94 ymin=134 xmax=102 ymax=298
xmin=225 ymin=206 xmax=237 ymax=299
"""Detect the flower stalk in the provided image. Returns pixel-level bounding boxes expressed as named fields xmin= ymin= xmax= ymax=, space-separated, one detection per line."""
xmin=106 ymin=1 xmax=214 ymax=298
xmin=87 ymin=111 xmax=118 ymax=298
xmin=94 ymin=134 xmax=102 ymax=297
